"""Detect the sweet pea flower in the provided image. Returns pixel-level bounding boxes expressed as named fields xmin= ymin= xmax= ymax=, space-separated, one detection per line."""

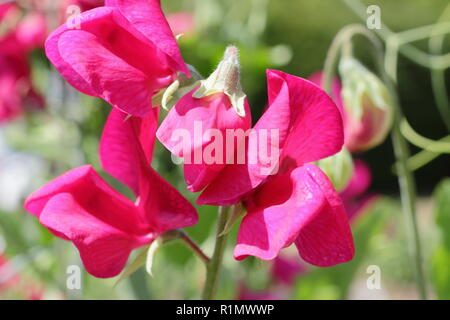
xmin=24 ymin=109 xmax=198 ymax=278
xmin=46 ymin=0 xmax=189 ymax=117
xmin=0 ymin=3 xmax=46 ymax=122
xmin=157 ymin=46 xmax=252 ymax=192
xmin=197 ymin=70 xmax=354 ymax=267
xmin=339 ymin=159 xmax=378 ymax=222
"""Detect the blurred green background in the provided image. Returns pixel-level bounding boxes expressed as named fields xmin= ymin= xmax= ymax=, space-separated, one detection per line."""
xmin=0 ymin=0 xmax=449 ymax=300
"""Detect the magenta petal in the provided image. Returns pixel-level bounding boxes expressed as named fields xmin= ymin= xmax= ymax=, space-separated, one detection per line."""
xmin=40 ymin=193 xmax=152 ymax=278
xmin=46 ymin=7 xmax=174 ymax=116
xmin=138 ymin=166 xmax=198 ymax=233
xmin=105 ymin=0 xmax=189 ymax=76
xmin=234 ymin=164 xmax=354 ymax=266
xmin=24 ymin=165 xmax=149 ymax=235
xmin=100 ymin=108 xmax=158 ymax=195
xmin=269 ymin=70 xmax=344 ymax=166
xmin=58 ymin=30 xmax=154 ymax=117
xmin=197 ymin=77 xmax=291 ymax=205
xmin=198 ymin=70 xmax=344 ymax=206
xmin=294 ymin=164 xmax=355 ymax=267
xmin=157 ymin=90 xmax=251 ymax=192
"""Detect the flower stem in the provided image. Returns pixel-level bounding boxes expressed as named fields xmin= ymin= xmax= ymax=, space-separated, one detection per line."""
xmin=323 ymin=24 xmax=428 ymax=299
xmin=179 ymin=230 xmax=211 ymax=264
xmin=384 ymin=75 xmax=428 ymax=300
xmin=201 ymin=206 xmax=231 ymax=300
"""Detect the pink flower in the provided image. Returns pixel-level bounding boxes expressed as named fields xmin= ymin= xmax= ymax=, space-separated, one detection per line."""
xmin=24 ymin=109 xmax=198 ymax=278
xmin=197 ymin=70 xmax=354 ymax=266
xmin=0 ymin=3 xmax=45 ymax=122
xmin=0 ymin=253 xmax=44 ymax=299
xmin=46 ymin=0 xmax=189 ymax=117
xmin=340 ymin=159 xmax=378 ymax=222
xmin=157 ymin=46 xmax=252 ymax=192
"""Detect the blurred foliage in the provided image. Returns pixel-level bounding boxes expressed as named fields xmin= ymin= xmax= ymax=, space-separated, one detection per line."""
xmin=0 ymin=0 xmax=449 ymax=300
xmin=431 ymin=179 xmax=450 ymax=299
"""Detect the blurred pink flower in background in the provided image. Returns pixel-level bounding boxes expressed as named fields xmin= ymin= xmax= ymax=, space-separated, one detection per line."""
xmin=0 ymin=2 xmax=46 ymax=123
xmin=167 ymin=12 xmax=195 ymax=36
xmin=0 ymin=253 xmax=43 ymax=299
xmin=340 ymin=159 xmax=378 ymax=222
xmin=309 ymin=71 xmax=391 ymax=153
xmin=271 ymin=254 xmax=307 ymax=286
xmin=237 ymin=283 xmax=281 ymax=300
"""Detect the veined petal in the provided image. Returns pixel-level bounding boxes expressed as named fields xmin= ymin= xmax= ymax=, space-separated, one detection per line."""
xmin=100 ymin=108 xmax=159 ymax=196
xmin=198 ymin=70 xmax=344 ymax=206
xmin=105 ymin=0 xmax=189 ymax=76
xmin=294 ymin=164 xmax=354 ymax=266
xmin=197 ymin=75 xmax=290 ymax=205
xmin=234 ymin=164 xmax=354 ymax=267
xmin=157 ymin=89 xmax=251 ymax=192
xmin=46 ymin=7 xmax=174 ymax=116
xmin=24 ymin=165 xmax=149 ymax=235
xmin=138 ymin=166 xmax=198 ymax=233
xmin=270 ymin=70 xmax=344 ymax=167
xmin=40 ymin=193 xmax=153 ymax=278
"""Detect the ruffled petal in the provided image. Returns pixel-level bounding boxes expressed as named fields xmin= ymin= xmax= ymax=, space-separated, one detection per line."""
xmin=46 ymin=7 xmax=174 ymax=116
xmin=157 ymin=89 xmax=251 ymax=192
xmin=100 ymin=108 xmax=158 ymax=195
xmin=234 ymin=164 xmax=354 ymax=267
xmin=24 ymin=165 xmax=149 ymax=235
xmin=138 ymin=166 xmax=199 ymax=233
xmin=270 ymin=70 xmax=344 ymax=167
xmin=105 ymin=0 xmax=189 ymax=75
xmin=39 ymin=193 xmax=153 ymax=278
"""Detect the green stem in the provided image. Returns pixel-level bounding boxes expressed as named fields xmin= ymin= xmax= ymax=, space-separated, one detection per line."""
xmin=201 ymin=206 xmax=231 ymax=300
xmin=390 ymin=98 xmax=428 ymax=300
xmin=178 ymin=230 xmax=211 ymax=264
xmin=375 ymin=40 xmax=429 ymax=301
xmin=323 ymin=23 xmax=428 ymax=299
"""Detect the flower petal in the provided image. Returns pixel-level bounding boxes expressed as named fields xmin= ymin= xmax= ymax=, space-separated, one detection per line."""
xmin=40 ymin=193 xmax=153 ymax=278
xmin=270 ymin=70 xmax=344 ymax=166
xmin=294 ymin=164 xmax=355 ymax=266
xmin=46 ymin=7 xmax=174 ymax=116
xmin=100 ymin=108 xmax=158 ymax=195
xmin=198 ymin=70 xmax=344 ymax=205
xmin=138 ymin=166 xmax=199 ymax=233
xmin=24 ymin=165 xmax=149 ymax=235
xmin=157 ymin=89 xmax=251 ymax=192
xmin=105 ymin=0 xmax=189 ymax=76
xmin=234 ymin=164 xmax=354 ymax=267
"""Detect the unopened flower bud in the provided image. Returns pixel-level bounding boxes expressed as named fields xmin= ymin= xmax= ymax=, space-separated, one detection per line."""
xmin=338 ymin=55 xmax=393 ymax=152
xmin=316 ymin=148 xmax=354 ymax=192
xmin=192 ymin=45 xmax=247 ymax=117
